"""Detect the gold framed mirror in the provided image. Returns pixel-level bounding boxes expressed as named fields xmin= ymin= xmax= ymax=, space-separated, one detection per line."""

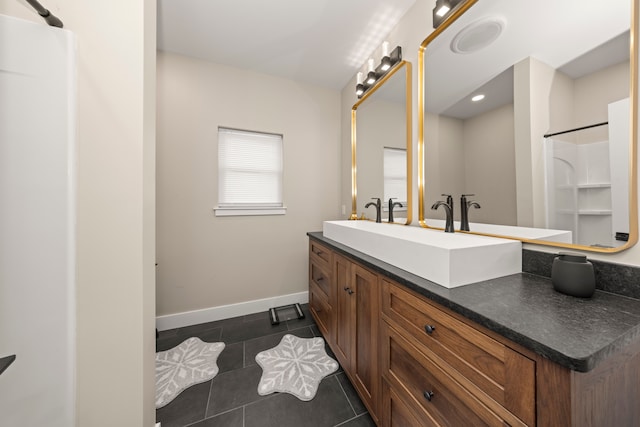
xmin=352 ymin=60 xmax=412 ymax=224
xmin=418 ymin=0 xmax=638 ymax=252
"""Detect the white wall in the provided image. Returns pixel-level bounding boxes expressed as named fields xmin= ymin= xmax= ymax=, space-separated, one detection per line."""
xmin=0 ymin=1 xmax=156 ymax=425
xmin=463 ymin=104 xmax=517 ymax=225
xmin=156 ymin=52 xmax=341 ymax=318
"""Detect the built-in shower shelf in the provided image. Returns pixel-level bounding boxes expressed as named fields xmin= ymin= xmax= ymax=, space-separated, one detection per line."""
xmin=578 ymin=210 xmax=612 ymax=215
xmin=577 ymin=183 xmax=611 ymax=189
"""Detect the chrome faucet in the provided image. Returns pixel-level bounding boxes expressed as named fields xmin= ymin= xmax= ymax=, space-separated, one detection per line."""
xmin=365 ymin=198 xmax=382 ymax=223
xmin=431 ymin=194 xmax=454 ymax=233
xmin=388 ymin=198 xmax=403 ymax=223
xmin=460 ymin=194 xmax=481 ymax=231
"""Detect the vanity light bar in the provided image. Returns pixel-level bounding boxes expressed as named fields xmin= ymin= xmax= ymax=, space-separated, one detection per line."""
xmin=433 ymin=0 xmax=464 ymax=28
xmin=356 ymin=45 xmax=402 ymax=99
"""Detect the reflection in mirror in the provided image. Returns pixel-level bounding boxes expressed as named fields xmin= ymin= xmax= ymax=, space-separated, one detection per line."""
xmin=419 ymin=0 xmax=637 ymax=252
xmin=353 ymin=60 xmax=412 ymax=224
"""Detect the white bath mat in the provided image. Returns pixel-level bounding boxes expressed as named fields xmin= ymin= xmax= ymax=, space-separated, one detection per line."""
xmin=255 ymin=334 xmax=338 ymax=401
xmin=155 ymin=337 xmax=225 ymax=408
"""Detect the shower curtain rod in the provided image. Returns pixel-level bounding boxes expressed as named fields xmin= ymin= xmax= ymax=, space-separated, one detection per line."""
xmin=25 ymin=0 xmax=63 ymax=28
xmin=543 ymin=121 xmax=608 ymax=138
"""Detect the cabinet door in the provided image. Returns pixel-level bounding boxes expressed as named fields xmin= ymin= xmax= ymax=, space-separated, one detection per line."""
xmin=351 ymin=263 xmax=379 ymax=421
xmin=333 ymin=253 xmax=353 ymax=370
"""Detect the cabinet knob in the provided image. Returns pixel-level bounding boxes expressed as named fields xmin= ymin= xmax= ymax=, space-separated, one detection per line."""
xmin=424 ymin=324 xmax=436 ymax=335
xmin=344 ymin=286 xmax=349 ymax=291
xmin=423 ymin=390 xmax=434 ymax=401
xmin=347 ymin=289 xmax=354 ymax=295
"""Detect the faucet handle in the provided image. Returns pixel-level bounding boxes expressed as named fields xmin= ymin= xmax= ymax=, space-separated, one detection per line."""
xmin=462 ymin=194 xmax=475 ymax=197
xmin=441 ymin=193 xmax=452 ymax=197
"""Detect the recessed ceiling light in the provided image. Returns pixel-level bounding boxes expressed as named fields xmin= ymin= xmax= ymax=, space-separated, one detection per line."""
xmin=471 ymin=94 xmax=485 ymax=102
xmin=451 ymin=17 xmax=505 ymax=54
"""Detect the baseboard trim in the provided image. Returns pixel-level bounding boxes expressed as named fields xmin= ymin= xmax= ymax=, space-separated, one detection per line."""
xmin=156 ymin=291 xmax=309 ymax=331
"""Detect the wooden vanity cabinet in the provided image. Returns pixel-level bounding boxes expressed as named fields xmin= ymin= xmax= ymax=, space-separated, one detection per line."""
xmin=380 ymin=279 xmax=535 ymax=427
xmin=308 ymin=240 xmax=333 ymax=340
xmin=308 ymin=236 xmax=640 ymax=426
xmin=309 ymin=243 xmax=380 ymax=423
xmin=332 ymin=253 xmax=380 ymax=424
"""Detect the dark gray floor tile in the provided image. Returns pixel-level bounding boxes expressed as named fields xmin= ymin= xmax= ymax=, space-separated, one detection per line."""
xmin=244 ymin=375 xmax=355 ymax=427
xmin=155 ymin=380 xmax=212 ymax=427
xmin=221 ymin=316 xmax=289 ymax=344
xmin=336 ymin=413 xmax=377 ymax=427
xmin=158 ymin=328 xmax=178 ymax=339
xmin=187 ymin=408 xmax=244 ymax=427
xmin=216 ymin=341 xmax=244 ymax=374
xmin=243 ymin=310 xmax=271 ymax=323
xmin=243 ymin=328 xmax=315 ymax=367
xmin=310 ymin=324 xmax=321 ymax=337
xmin=336 ymin=372 xmax=367 ymax=415
xmin=206 ymin=364 xmax=266 ymax=417
xmin=156 ymin=334 xmax=191 ymax=352
xmin=178 ymin=316 xmax=243 ymax=338
xmin=188 ymin=326 xmax=222 ymax=343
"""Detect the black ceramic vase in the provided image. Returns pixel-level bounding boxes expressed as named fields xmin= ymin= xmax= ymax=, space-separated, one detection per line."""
xmin=551 ymin=252 xmax=595 ymax=298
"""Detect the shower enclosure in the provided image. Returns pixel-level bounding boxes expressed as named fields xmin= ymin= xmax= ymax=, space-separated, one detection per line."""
xmin=544 ymin=98 xmax=630 ymax=248
xmin=0 ymin=13 xmax=76 ymax=426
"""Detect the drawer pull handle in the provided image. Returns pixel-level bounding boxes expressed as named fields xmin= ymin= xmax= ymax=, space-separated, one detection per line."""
xmin=316 ymin=277 xmax=324 ymax=283
xmin=424 ymin=325 xmax=436 ymax=335
xmin=423 ymin=391 xmax=434 ymax=401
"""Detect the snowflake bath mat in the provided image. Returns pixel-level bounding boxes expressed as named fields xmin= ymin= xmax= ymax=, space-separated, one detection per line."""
xmin=155 ymin=337 xmax=225 ymax=408
xmin=255 ymin=334 xmax=338 ymax=401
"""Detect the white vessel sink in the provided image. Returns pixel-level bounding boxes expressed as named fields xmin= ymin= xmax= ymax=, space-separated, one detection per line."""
xmin=323 ymin=220 xmax=522 ymax=288
xmin=425 ymin=219 xmax=572 ymax=243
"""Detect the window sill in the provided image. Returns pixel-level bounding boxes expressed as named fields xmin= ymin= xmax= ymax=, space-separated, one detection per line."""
xmin=213 ymin=206 xmax=287 ymax=217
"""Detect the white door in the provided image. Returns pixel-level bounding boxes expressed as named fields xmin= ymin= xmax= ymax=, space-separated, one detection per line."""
xmin=0 ymin=14 xmax=76 ymax=426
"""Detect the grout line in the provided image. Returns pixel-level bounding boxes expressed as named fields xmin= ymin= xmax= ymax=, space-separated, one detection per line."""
xmin=333 ymin=413 xmax=367 ymax=427
xmin=183 ymin=406 xmax=240 ymax=427
xmin=334 ymin=373 xmax=357 ymax=417
xmin=202 ymin=379 xmax=214 ymax=423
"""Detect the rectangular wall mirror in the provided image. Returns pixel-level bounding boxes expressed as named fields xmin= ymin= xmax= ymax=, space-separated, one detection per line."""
xmin=352 ymin=60 xmax=412 ymax=224
xmin=418 ymin=0 xmax=638 ymax=252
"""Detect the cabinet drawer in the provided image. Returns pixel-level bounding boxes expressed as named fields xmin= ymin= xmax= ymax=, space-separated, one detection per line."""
xmin=382 ymin=322 xmax=527 ymax=427
xmin=309 ymin=281 xmax=332 ymax=339
xmin=309 ymin=259 xmax=331 ymax=300
xmin=309 ymin=240 xmax=331 ymax=268
xmin=381 ymin=279 xmax=535 ymax=426
xmin=381 ymin=379 xmax=437 ymax=427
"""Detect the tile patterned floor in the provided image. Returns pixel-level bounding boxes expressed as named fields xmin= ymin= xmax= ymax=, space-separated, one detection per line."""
xmin=156 ymin=305 xmax=376 ymax=427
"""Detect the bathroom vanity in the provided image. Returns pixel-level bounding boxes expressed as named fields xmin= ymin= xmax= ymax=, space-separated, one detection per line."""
xmin=308 ymin=231 xmax=640 ymax=427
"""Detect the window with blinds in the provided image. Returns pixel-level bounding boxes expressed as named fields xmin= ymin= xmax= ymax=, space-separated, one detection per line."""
xmin=383 ymin=147 xmax=407 ymax=208
xmin=215 ymin=127 xmax=286 ymax=216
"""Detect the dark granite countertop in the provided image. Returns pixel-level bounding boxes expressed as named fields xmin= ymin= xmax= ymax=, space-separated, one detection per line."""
xmin=308 ymin=232 xmax=640 ymax=372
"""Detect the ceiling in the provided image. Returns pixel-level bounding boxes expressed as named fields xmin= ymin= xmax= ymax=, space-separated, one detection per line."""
xmin=427 ymin=0 xmax=631 ymax=119
xmin=156 ymin=0 xmax=417 ymax=91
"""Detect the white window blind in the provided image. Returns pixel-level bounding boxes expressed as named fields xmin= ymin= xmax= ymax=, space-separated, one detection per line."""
xmin=383 ymin=147 xmax=407 ymax=205
xmin=216 ymin=127 xmax=285 ymax=215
